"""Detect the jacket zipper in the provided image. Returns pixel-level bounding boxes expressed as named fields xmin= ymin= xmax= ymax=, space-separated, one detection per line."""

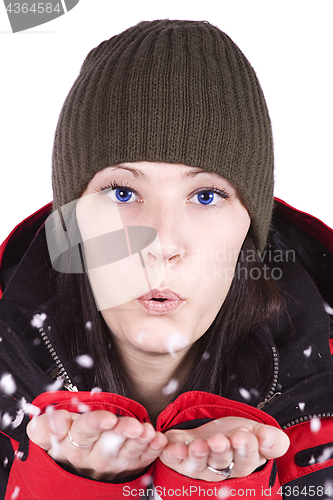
xmin=256 ymin=346 xmax=333 ymax=429
xmin=257 ymin=345 xmax=281 ymax=410
xmin=282 ymin=412 xmax=333 ymax=430
xmin=39 ymin=326 xmax=78 ymax=392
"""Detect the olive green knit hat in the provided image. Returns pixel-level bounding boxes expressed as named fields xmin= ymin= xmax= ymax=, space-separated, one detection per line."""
xmin=52 ymin=19 xmax=274 ymax=252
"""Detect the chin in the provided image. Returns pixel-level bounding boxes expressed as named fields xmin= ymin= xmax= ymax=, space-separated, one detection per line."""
xmin=131 ymin=328 xmax=192 ymax=356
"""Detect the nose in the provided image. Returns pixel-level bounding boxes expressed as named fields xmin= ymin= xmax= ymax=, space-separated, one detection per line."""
xmin=141 ymin=206 xmax=187 ymax=264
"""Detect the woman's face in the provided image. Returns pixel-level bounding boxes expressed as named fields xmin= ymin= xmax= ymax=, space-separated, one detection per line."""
xmin=76 ymin=162 xmax=250 ymax=356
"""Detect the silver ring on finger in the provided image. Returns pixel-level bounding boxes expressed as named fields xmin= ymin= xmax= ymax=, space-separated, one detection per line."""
xmin=207 ymin=460 xmax=235 ymax=479
xmin=67 ymin=429 xmax=91 ymax=449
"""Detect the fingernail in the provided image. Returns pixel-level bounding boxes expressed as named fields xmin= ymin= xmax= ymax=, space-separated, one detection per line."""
xmin=262 ymin=430 xmax=275 ymax=449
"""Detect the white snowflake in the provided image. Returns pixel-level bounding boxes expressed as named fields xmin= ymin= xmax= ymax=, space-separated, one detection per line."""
xmin=318 ymin=445 xmax=333 ymax=463
xmin=90 ymin=387 xmax=102 ymax=395
xmin=31 ymin=313 xmax=47 ymax=328
xmin=11 ymin=486 xmax=20 ymax=499
xmin=20 ymin=398 xmax=41 ymax=417
xmin=46 ymin=378 xmax=64 ymax=392
xmin=310 ymin=417 xmax=321 ymax=433
xmin=75 ymin=355 xmax=94 ymax=368
xmin=239 ymin=387 xmax=251 ymax=400
xmin=0 ymin=373 xmax=16 ymax=395
xmin=324 ymin=302 xmax=333 ymax=315
xmin=303 ymin=346 xmax=312 ymax=358
xmin=162 ymin=379 xmax=179 ymax=395
xmin=1 ymin=413 xmax=12 ymax=428
xmin=165 ymin=333 xmax=189 ymax=358
xmin=99 ymin=431 xmax=125 ymax=456
xmin=77 ymin=404 xmax=91 ymax=413
xmin=298 ymin=402 xmax=305 ymax=411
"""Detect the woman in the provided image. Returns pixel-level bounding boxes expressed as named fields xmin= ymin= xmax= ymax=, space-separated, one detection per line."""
xmin=0 ymin=20 xmax=333 ymax=500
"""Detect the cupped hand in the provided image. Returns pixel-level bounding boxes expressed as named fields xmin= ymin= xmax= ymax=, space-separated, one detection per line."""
xmin=27 ymin=410 xmax=167 ymax=480
xmin=160 ymin=417 xmax=290 ymax=482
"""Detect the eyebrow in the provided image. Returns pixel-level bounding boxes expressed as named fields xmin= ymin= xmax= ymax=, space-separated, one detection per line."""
xmin=111 ymin=164 xmax=208 ymax=182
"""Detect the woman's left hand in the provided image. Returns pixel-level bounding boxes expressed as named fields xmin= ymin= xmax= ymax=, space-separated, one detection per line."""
xmin=160 ymin=417 xmax=289 ymax=481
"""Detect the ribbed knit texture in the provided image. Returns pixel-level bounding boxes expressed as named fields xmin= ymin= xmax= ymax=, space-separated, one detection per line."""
xmin=52 ymin=20 xmax=274 ymax=252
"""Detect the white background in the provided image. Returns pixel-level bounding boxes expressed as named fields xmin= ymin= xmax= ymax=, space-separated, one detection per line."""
xmin=0 ymin=0 xmax=332 ymax=243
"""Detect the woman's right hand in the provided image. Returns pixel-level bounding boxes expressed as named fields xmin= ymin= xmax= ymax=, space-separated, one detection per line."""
xmin=26 ymin=410 xmax=167 ymax=480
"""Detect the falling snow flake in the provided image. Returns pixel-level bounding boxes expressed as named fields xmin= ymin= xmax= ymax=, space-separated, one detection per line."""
xmin=78 ymin=403 xmax=91 ymax=413
xmin=165 ymin=333 xmax=189 ymax=358
xmin=99 ymin=431 xmax=125 ymax=456
xmin=90 ymin=387 xmax=102 ymax=395
xmin=303 ymin=346 xmax=312 ymax=358
xmin=46 ymin=378 xmax=64 ymax=392
xmin=31 ymin=313 xmax=47 ymax=329
xmin=318 ymin=445 xmax=333 ymax=463
xmin=298 ymin=402 xmax=305 ymax=412
xmin=20 ymin=398 xmax=41 ymax=417
xmin=324 ymin=302 xmax=333 ymax=316
xmin=0 ymin=373 xmax=16 ymax=395
xmin=1 ymin=413 xmax=12 ymax=429
xmin=239 ymin=387 xmax=251 ymax=400
xmin=75 ymin=355 xmax=94 ymax=368
xmin=310 ymin=417 xmax=321 ymax=433
xmin=11 ymin=486 xmax=20 ymax=499
xmin=162 ymin=379 xmax=179 ymax=395
xmin=140 ymin=474 xmax=152 ymax=488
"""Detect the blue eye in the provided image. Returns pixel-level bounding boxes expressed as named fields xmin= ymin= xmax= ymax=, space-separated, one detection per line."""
xmin=115 ymin=187 xmax=133 ymax=202
xmin=102 ymin=184 xmax=139 ymax=203
xmin=196 ymin=191 xmax=215 ymax=205
xmin=190 ymin=188 xmax=228 ymax=206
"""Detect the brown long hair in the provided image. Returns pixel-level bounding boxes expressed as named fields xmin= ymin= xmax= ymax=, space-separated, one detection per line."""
xmin=52 ymin=228 xmax=284 ymax=398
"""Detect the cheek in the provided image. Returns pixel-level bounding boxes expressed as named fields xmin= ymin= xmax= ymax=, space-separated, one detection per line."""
xmin=185 ymin=210 xmax=250 ymax=322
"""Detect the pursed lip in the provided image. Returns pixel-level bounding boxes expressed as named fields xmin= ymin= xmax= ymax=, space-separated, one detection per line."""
xmin=136 ymin=288 xmax=185 ymax=315
xmin=137 ymin=288 xmax=184 ymax=301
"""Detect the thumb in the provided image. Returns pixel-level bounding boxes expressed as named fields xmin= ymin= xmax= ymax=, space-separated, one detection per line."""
xmin=256 ymin=425 xmax=290 ymax=459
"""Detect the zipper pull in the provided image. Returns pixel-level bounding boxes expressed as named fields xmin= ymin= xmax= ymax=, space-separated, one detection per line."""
xmin=63 ymin=380 xmax=78 ymax=392
xmin=257 ymin=392 xmax=281 ymax=410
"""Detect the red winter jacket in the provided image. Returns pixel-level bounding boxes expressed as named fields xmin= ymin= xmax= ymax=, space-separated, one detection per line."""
xmin=1 ymin=199 xmax=333 ymax=499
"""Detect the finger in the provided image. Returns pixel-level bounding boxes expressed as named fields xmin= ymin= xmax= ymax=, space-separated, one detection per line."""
xmin=256 ymin=425 xmax=290 ymax=459
xmin=147 ymin=431 xmax=168 ymax=452
xmin=207 ymin=433 xmax=233 ymax=470
xmin=68 ymin=411 xmax=118 ymax=448
xmin=26 ymin=411 xmax=72 ymax=450
xmin=230 ymin=430 xmax=264 ymax=477
xmin=92 ymin=417 xmax=145 ymax=457
xmin=160 ymin=441 xmax=188 ymax=466
xmin=184 ymin=439 xmax=210 ymax=473
xmin=117 ymin=423 xmax=156 ymax=457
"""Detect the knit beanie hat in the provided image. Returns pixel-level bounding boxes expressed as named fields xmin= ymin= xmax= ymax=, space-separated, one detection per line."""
xmin=52 ymin=19 xmax=274 ymax=252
